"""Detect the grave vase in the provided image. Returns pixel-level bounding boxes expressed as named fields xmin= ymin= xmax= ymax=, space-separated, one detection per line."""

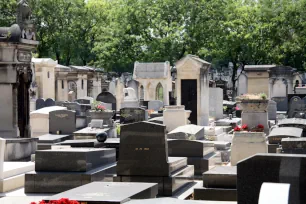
xmin=89 ymin=111 xmax=115 ymax=127
xmin=238 ymin=99 xmax=269 ymax=112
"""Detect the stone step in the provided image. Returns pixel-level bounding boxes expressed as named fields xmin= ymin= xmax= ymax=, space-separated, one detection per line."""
xmin=203 ymin=166 xmax=237 ymax=188
xmin=194 ymin=187 xmax=237 ymax=201
xmin=25 ymin=162 xmax=116 ymax=193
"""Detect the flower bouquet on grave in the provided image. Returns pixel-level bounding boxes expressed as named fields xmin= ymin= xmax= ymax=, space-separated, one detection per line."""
xmin=250 ymin=124 xmax=264 ymax=132
xmin=31 ymin=198 xmax=80 ymax=204
xmin=233 ymin=124 xmax=248 ymax=132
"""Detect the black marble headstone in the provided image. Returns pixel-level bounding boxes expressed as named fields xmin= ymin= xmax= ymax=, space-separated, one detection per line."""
xmin=237 ymin=153 xmax=306 ymax=204
xmin=45 ymin=98 xmax=55 ymax=107
xmin=120 ymin=107 xmax=147 ymax=124
xmin=49 ymin=109 xmax=76 ymax=134
xmin=271 ymin=97 xmax=288 ymax=112
xmin=117 ymin=122 xmax=171 ymax=176
xmin=168 ymin=140 xmax=214 ymax=157
xmin=96 ymin=91 xmax=116 ymax=110
xmin=36 ymin=98 xmax=45 ymax=110
xmin=35 ymin=148 xmax=116 ymax=172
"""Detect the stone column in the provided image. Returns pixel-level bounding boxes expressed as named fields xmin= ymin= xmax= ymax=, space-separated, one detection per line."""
xmin=199 ymin=69 xmax=209 ymax=126
xmin=287 ymin=79 xmax=293 ymax=94
xmin=163 ymin=82 xmax=169 ymax=106
xmin=269 ymin=78 xmax=274 ymax=99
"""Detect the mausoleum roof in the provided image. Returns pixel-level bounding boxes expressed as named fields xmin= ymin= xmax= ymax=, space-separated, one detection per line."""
xmin=133 ymin=61 xmax=170 ymax=79
xmin=244 ymin=65 xmax=276 ymax=71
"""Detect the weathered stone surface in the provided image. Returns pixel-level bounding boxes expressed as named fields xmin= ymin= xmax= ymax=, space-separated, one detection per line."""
xmin=120 ymin=107 xmax=147 ymax=124
xmin=115 ymin=165 xmax=194 ymax=196
xmin=127 ymin=198 xmax=236 ymax=204
xmin=25 ymin=163 xmax=116 ymax=193
xmin=203 ymin=166 xmax=237 ymax=188
xmin=168 ymin=140 xmax=214 ymax=157
xmin=268 ymin=127 xmax=302 ymax=144
xmin=37 ymin=134 xmax=72 ymax=144
xmin=231 ymin=132 xmax=267 ymax=166
xmin=49 ymin=109 xmax=76 ymax=135
xmin=45 ymin=182 xmax=158 ymax=203
xmin=35 ymin=148 xmax=116 ymax=172
xmin=237 ymin=153 xmax=306 ymax=204
xmin=167 ymin=125 xmax=204 ymax=140
xmin=148 ymin=100 xmax=163 ymax=111
xmin=194 ymin=188 xmax=237 ymax=201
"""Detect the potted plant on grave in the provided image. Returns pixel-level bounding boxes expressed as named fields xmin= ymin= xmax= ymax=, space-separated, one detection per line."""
xmin=235 ymin=93 xmax=269 ymax=112
xmin=89 ymin=101 xmax=115 ymax=126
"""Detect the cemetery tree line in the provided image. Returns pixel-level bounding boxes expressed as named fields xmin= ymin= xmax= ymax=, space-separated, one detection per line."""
xmin=2 ymin=0 xmax=306 ymax=76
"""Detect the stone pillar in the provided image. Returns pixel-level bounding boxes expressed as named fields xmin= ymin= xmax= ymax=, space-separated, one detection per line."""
xmin=0 ymin=138 xmax=4 ymax=180
xmin=199 ymin=69 xmax=209 ymax=126
xmin=269 ymin=79 xmax=274 ymax=99
xmin=163 ymin=83 xmax=169 ymax=106
xmin=287 ymin=79 xmax=293 ymax=94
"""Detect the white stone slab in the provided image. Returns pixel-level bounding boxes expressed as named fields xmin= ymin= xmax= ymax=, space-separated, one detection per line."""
xmin=231 ymin=132 xmax=268 ymax=166
xmin=204 ymin=126 xmax=223 ymax=136
xmin=3 ymin=162 xmax=34 ymax=179
xmin=259 ymin=182 xmax=290 ymax=204
xmin=0 ymin=174 xmax=24 ymax=193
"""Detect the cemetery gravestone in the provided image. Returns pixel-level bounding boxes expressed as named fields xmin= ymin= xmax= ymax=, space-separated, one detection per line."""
xmin=167 ymin=125 xmax=204 ymax=140
xmin=271 ymin=97 xmax=288 ymax=112
xmin=237 ymin=153 xmax=306 ymax=204
xmin=281 ymin=138 xmax=306 ymax=154
xmin=49 ymin=110 xmax=76 ymax=135
xmin=120 ymin=107 xmax=147 ymax=124
xmin=96 ymin=91 xmax=116 ymax=110
xmin=45 ymin=98 xmax=55 ymax=107
xmin=25 ymin=148 xmax=117 ymax=193
xmin=258 ymin=183 xmax=290 ymax=204
xmin=267 ymin=127 xmax=302 ymax=153
xmin=74 ymin=99 xmax=90 ymax=104
xmin=45 ymin=182 xmax=158 ymax=203
xmin=148 ymin=100 xmax=163 ymax=111
xmin=278 ymin=118 xmax=306 ymax=137
xmin=194 ymin=166 xmax=237 ymax=201
xmin=168 ymin=139 xmax=217 ymax=176
xmin=288 ymin=96 xmax=303 ymax=118
xmin=268 ymin=100 xmax=277 ymax=120
xmin=115 ymin=121 xmax=194 ymax=196
xmin=35 ymin=98 xmax=45 ymax=110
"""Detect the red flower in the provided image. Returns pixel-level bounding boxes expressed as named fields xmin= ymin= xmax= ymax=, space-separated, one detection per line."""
xmin=234 ymin=126 xmax=241 ymax=131
xmin=241 ymin=124 xmax=248 ymax=130
xmin=33 ymin=199 xmax=79 ymax=204
xmin=257 ymin=124 xmax=264 ymax=129
xmin=235 ymin=106 xmax=240 ymax=110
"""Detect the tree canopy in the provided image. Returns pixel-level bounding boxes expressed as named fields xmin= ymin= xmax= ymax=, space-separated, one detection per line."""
xmin=1 ymin=0 xmax=306 ymax=73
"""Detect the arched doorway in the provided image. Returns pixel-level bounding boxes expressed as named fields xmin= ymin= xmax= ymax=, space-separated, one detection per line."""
xmin=156 ymin=83 xmax=163 ymax=101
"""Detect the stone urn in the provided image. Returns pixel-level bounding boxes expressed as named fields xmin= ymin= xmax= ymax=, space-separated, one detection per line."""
xmin=89 ymin=111 xmax=115 ymax=127
xmin=238 ymin=99 xmax=269 ymax=112
xmin=231 ymin=131 xmax=267 ymax=166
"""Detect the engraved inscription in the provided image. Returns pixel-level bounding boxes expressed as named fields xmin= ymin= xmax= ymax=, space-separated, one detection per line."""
xmin=55 ymin=114 xmax=68 ymax=118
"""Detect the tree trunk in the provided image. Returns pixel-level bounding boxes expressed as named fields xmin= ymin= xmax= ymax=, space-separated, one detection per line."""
xmin=231 ymin=61 xmax=237 ymax=101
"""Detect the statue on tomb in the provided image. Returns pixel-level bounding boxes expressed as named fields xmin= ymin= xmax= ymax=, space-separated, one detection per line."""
xmin=17 ymin=0 xmax=36 ymax=41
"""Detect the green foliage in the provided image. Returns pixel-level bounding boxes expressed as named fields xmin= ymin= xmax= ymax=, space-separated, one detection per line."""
xmin=1 ymin=0 xmax=305 ymax=73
